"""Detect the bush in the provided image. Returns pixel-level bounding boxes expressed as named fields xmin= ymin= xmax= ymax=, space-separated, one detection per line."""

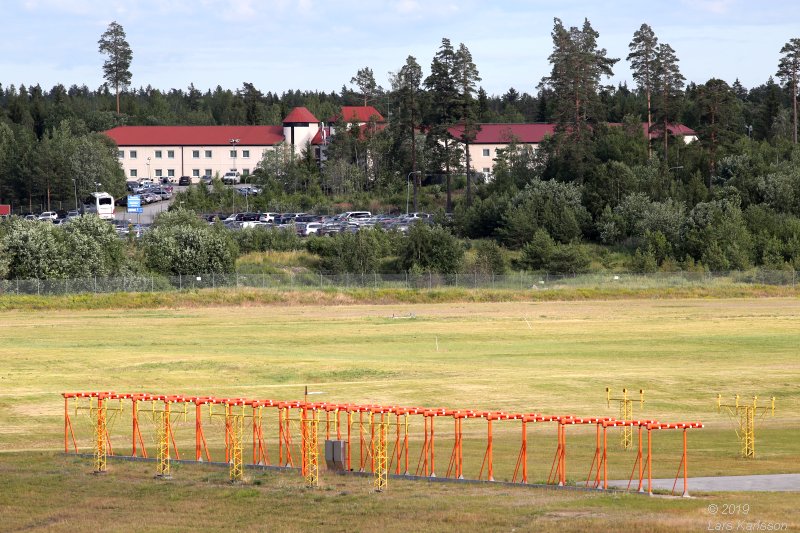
xmin=471 ymin=240 xmax=508 ymax=275
xmin=400 ymin=223 xmax=464 ymax=274
xmin=519 ymin=229 xmax=555 ymax=271
xmin=306 ymin=228 xmax=393 ymax=274
xmin=235 ymin=227 xmax=302 ymax=254
xmin=547 ymin=243 xmax=591 ymax=274
xmin=142 ymin=224 xmax=236 ymax=275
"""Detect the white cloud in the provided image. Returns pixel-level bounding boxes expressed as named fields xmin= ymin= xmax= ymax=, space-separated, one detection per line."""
xmin=683 ymin=0 xmax=736 ymax=15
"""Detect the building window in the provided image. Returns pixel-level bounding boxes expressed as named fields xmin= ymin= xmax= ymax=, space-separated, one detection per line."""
xmin=205 ymin=169 xmax=212 ymax=176
xmin=482 ymin=149 xmax=490 ymax=157
xmin=130 ymin=150 xmax=137 ymax=158
xmin=243 ymin=169 xmax=250 ymax=176
xmin=155 ymin=150 xmax=162 ymax=158
xmin=192 ymin=150 xmax=200 ymax=158
xmin=242 ymin=150 xmax=250 ymax=158
xmin=192 ymin=169 xmax=200 ymax=177
xmin=155 ymin=169 xmax=163 ymax=177
xmin=117 ymin=150 xmax=124 ymax=158
xmin=168 ymin=169 xmax=175 ymax=177
xmin=130 ymin=169 xmax=137 ymax=177
xmin=205 ymin=150 xmax=212 ymax=158
xmin=230 ymin=150 xmax=237 ymax=158
xmin=167 ymin=150 xmax=175 ymax=159
xmin=483 ymin=168 xmax=490 ymax=174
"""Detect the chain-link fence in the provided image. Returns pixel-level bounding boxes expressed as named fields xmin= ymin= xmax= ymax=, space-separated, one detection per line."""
xmin=0 ymin=269 xmax=796 ymax=296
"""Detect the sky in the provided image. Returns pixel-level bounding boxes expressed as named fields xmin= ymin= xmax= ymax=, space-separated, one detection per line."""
xmin=1 ymin=0 xmax=799 ymax=97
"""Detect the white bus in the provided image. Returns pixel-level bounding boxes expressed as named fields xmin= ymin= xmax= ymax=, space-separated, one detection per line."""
xmin=84 ymin=192 xmax=115 ymax=220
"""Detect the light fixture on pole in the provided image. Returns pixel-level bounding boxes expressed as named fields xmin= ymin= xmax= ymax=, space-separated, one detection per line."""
xmin=95 ymin=182 xmax=101 ymax=193
xmin=147 ymin=157 xmax=151 ymax=180
xmin=406 ymin=171 xmax=421 ymax=215
xmin=229 ymin=138 xmax=240 ymax=179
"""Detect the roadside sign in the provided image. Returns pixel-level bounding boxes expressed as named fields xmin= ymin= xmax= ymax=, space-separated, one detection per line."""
xmin=128 ymin=207 xmax=143 ymax=214
xmin=127 ymin=195 xmax=141 ymax=209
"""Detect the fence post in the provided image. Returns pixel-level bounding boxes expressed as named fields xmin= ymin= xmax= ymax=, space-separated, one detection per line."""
xmin=37 ymin=278 xmax=40 ymax=296
xmin=429 ymin=271 xmax=432 ymax=290
xmin=94 ymin=276 xmax=97 ymax=293
xmin=179 ymin=274 xmax=182 ymax=290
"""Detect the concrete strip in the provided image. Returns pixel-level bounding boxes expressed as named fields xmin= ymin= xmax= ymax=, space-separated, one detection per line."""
xmin=608 ymin=474 xmax=800 ymax=493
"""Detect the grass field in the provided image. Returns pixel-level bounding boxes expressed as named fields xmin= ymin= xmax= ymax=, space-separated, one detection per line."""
xmin=1 ymin=296 xmax=798 ymax=531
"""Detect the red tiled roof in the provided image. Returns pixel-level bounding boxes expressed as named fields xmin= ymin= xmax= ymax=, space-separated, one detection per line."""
xmin=103 ymin=126 xmax=284 ymax=146
xmin=449 ymin=122 xmax=697 ymax=144
xmin=448 ymin=123 xmax=556 ymax=144
xmin=330 ymin=106 xmax=385 ymax=124
xmin=282 ymin=106 xmax=319 ymax=124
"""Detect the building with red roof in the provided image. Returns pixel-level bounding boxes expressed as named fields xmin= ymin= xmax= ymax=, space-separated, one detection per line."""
xmin=448 ymin=122 xmax=697 ymax=179
xmin=105 ymin=107 xmax=327 ymax=182
xmin=104 ymin=106 xmax=696 ymax=183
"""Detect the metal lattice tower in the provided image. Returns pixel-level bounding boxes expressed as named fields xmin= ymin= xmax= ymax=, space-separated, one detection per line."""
xmin=717 ymin=395 xmax=775 ymax=458
xmin=93 ymin=397 xmax=108 ymax=473
xmin=606 ymin=388 xmax=644 ymax=450
xmin=156 ymin=405 xmax=171 ymax=478
xmin=227 ymin=405 xmax=245 ymax=482
xmin=303 ymin=409 xmax=320 ymax=488
xmin=373 ymin=415 xmax=389 ymax=492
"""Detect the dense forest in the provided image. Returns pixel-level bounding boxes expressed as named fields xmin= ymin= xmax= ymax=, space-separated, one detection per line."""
xmin=1 ymin=19 xmax=799 ymax=278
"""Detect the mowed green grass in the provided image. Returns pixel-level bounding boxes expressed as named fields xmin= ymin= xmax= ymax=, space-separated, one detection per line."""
xmin=0 ymin=297 xmax=798 ymax=531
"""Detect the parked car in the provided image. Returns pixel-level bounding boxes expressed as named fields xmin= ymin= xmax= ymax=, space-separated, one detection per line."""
xmin=222 ymin=171 xmax=239 ymax=184
xmin=178 ymin=176 xmax=192 ymax=186
xmin=141 ymin=192 xmax=161 ymax=204
xmin=38 ymin=211 xmax=58 ymax=221
xmin=150 ymin=187 xmax=172 ymax=200
xmin=258 ymin=212 xmax=279 ymax=223
xmin=66 ymin=210 xmax=81 ymax=219
xmin=296 ymin=222 xmax=323 ymax=236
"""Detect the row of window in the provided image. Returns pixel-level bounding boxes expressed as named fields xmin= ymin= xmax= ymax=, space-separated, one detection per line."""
xmin=128 ymin=169 xmax=251 ymax=178
xmin=118 ymin=150 xmax=251 ymax=159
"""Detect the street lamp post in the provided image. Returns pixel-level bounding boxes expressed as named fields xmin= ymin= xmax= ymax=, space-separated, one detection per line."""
xmin=745 ymin=125 xmax=753 ymax=140
xmin=95 ymin=182 xmax=101 ymax=193
xmin=243 ymin=175 xmax=250 ymax=212
xmin=71 ymin=178 xmax=78 ymax=211
xmin=147 ymin=157 xmax=151 ymax=181
xmin=406 ymin=171 xmax=420 ymax=215
xmin=229 ymin=138 xmax=240 ymax=179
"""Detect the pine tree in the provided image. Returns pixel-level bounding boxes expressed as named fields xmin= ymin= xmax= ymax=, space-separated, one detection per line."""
xmin=425 ymin=38 xmax=459 ymax=212
xmin=696 ymin=78 xmax=740 ymax=177
xmin=777 ymin=38 xmax=800 ymax=143
xmin=453 ymin=42 xmax=481 ymax=206
xmin=97 ymin=21 xmax=132 ymax=115
xmin=653 ymin=42 xmax=685 ymax=165
xmin=350 ymin=67 xmax=382 ymax=106
xmin=627 ymin=23 xmax=658 ymax=155
xmin=540 ymin=18 xmax=618 ymax=137
xmin=392 ymin=56 xmax=423 ymax=210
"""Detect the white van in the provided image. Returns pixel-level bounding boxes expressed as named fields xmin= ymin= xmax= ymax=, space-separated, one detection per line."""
xmin=84 ymin=192 xmax=115 ymax=220
xmin=340 ymin=211 xmax=372 ymax=223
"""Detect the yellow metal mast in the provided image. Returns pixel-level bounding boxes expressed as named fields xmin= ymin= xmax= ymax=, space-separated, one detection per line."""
xmin=303 ymin=408 xmax=320 ymax=488
xmin=606 ymin=388 xmax=644 ymax=450
xmin=717 ymin=395 xmax=776 ymax=458
xmin=227 ymin=404 xmax=245 ymax=483
xmin=373 ymin=414 xmax=389 ymax=492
